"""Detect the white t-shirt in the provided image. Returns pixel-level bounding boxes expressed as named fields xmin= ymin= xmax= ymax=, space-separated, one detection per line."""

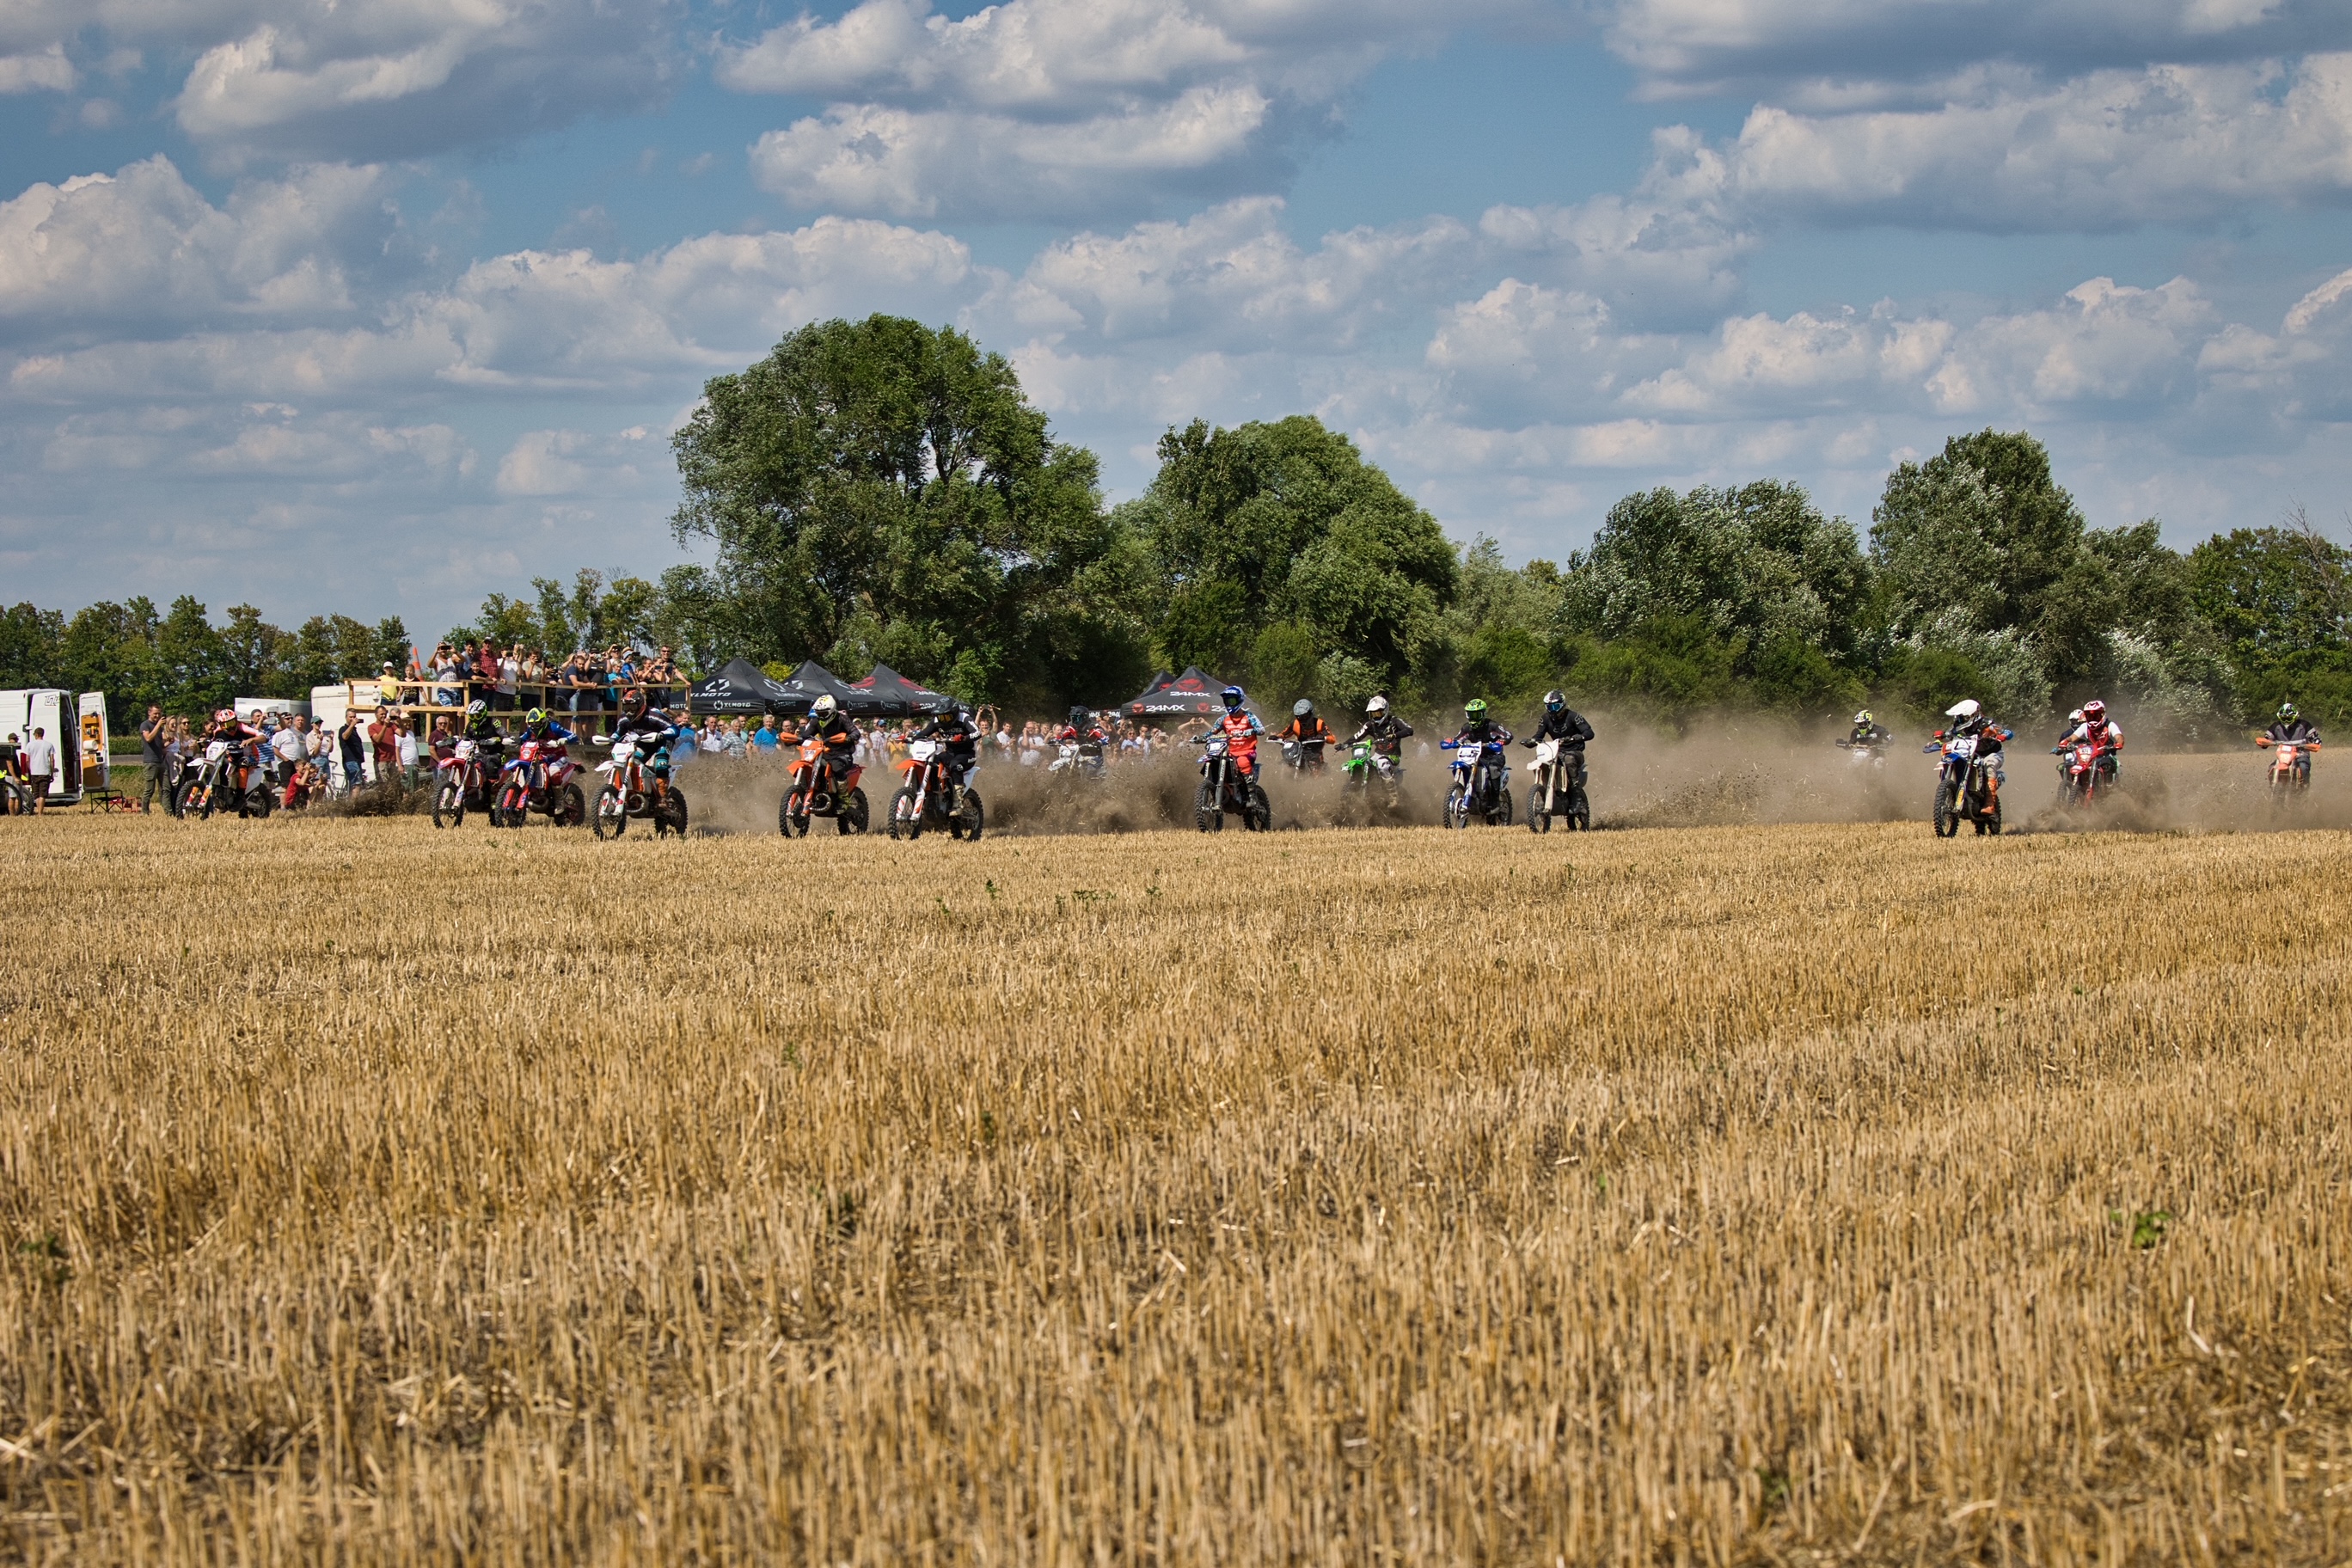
xmin=23 ymin=736 xmax=57 ymax=775
xmin=273 ymin=727 xmax=304 ymax=763
xmin=396 ymin=730 xmax=419 ymax=768
xmin=498 ymin=655 xmax=520 ymax=695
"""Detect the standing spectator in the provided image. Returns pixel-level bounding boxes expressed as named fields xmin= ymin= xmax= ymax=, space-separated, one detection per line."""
xmin=1 ymin=732 xmax=23 ymax=813
xmin=138 ymin=704 xmax=168 ymax=812
xmin=752 ymin=714 xmax=779 ymax=756
xmin=432 ymin=644 xmax=459 ymax=707
xmin=495 ymin=642 xmax=521 ymax=714
xmin=270 ymin=715 xmax=304 ymax=793
xmin=340 ymin=708 xmax=369 ymax=789
xmin=672 ymin=714 xmax=699 ymax=764
xmin=371 ymin=710 xmax=401 ymax=788
xmin=22 ymin=725 xmax=57 ymax=812
xmin=396 ymin=720 xmax=420 ymax=787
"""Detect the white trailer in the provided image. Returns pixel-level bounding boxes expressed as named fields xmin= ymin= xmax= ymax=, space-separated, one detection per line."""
xmin=0 ymin=689 xmax=107 ymax=805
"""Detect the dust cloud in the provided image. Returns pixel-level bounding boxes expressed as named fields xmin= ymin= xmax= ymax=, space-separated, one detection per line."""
xmin=664 ymin=719 xmax=2345 ymax=837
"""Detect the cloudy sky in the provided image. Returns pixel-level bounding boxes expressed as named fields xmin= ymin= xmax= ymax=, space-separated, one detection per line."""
xmin=6 ymin=0 xmax=2352 ymax=637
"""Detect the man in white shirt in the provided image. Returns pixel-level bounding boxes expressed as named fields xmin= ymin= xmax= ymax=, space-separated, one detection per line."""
xmin=271 ymin=717 xmax=305 ymax=791
xmin=21 ymin=726 xmax=58 ymax=812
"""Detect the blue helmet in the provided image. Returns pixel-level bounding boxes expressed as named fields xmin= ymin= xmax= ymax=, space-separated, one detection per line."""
xmin=1221 ymin=686 xmax=1244 ymax=711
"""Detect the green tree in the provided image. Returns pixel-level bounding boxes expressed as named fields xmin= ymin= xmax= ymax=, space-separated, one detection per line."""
xmin=1871 ymin=430 xmax=2088 ymax=647
xmin=2186 ymin=518 xmax=2352 ymax=721
xmin=0 ymin=602 xmax=65 ymax=689
xmin=671 ymin=315 xmax=1143 ymax=707
xmin=1129 ymin=416 xmax=1458 ymax=704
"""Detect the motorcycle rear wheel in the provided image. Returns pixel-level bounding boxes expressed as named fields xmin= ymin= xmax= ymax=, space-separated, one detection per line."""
xmin=1496 ymin=788 xmax=1514 ymax=827
xmin=591 ymin=785 xmax=628 ymax=840
xmin=1570 ymin=788 xmax=1591 ymax=830
xmin=837 ymin=787 xmax=869 ymax=835
xmin=1244 ymin=784 xmax=1272 ymax=832
xmin=245 ymin=786 xmax=274 ymax=819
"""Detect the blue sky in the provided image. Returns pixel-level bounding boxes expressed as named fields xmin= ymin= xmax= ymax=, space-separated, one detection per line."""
xmin=5 ymin=0 xmax=2352 ymax=639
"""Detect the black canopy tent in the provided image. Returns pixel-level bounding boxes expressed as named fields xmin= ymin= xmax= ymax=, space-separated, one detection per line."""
xmin=1120 ymin=666 xmax=1255 ymax=719
xmin=847 ymin=663 xmax=957 ymax=718
xmin=688 ymin=658 xmax=796 ymax=716
xmin=768 ymin=661 xmax=861 ymax=714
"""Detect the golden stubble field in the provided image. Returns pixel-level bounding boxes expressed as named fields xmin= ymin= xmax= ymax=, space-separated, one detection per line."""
xmin=2 ymin=811 xmax=2348 ymax=1565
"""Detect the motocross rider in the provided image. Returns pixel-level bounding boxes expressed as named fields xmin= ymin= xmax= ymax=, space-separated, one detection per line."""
xmin=911 ymin=705 xmax=983 ymax=799
xmin=1941 ymin=699 xmax=2012 ymax=812
xmin=1845 ymin=709 xmax=1890 ymax=748
xmin=1057 ymin=706 xmax=1110 ymax=774
xmin=1522 ymin=690 xmax=1596 ymax=788
xmin=517 ymin=706 xmax=578 ymax=793
xmin=1351 ymin=695 xmax=1413 ymax=770
xmin=204 ymin=708 xmax=262 ymax=796
xmin=1216 ymin=687 xmax=1265 ymax=778
xmin=803 ymin=694 xmax=861 ymax=799
xmin=2262 ymin=701 xmax=2321 ymax=781
xmin=1276 ymin=698 xmax=1334 ymax=769
xmin=610 ymin=689 xmax=680 ymax=803
xmin=2058 ymin=699 xmax=2123 ymax=782
xmin=1448 ymin=699 xmax=1515 ymax=809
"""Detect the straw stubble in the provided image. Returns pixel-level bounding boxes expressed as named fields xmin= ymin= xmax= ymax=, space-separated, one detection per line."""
xmin=1 ymin=815 xmax=2346 ymax=1563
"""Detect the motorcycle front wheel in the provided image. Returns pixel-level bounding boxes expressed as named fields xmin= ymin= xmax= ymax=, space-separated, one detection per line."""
xmin=591 ymin=784 xmax=628 ymax=839
xmin=1444 ymin=784 xmax=1469 ymax=829
xmin=1195 ymin=781 xmax=1222 ymax=832
xmin=890 ymin=785 xmax=922 ymax=841
xmin=950 ymin=790 xmax=983 ymax=841
xmin=1932 ymin=779 xmax=1958 ymax=837
xmin=433 ymin=779 xmax=465 ymax=829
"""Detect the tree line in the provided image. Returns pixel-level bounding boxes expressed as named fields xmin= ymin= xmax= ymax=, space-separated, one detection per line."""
xmin=7 ymin=315 xmax=2349 ymax=734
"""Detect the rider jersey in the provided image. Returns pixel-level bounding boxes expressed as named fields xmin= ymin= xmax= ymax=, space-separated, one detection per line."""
xmin=1450 ymin=718 xmax=1514 ymax=750
xmin=1351 ymin=714 xmax=1414 ymax=756
xmin=1528 ymin=707 xmax=1596 ymax=749
xmin=912 ymin=714 xmax=980 ymax=762
xmin=1847 ymin=721 xmax=1889 ymax=747
xmin=1217 ymin=709 xmax=1263 ymax=762
xmin=2062 ymin=720 xmax=2123 ymax=752
xmin=1057 ymin=723 xmax=1109 ymax=758
xmin=1277 ymin=715 xmax=1334 ymax=748
xmin=805 ymin=712 xmax=860 ymax=756
xmin=613 ymin=712 xmax=678 ymax=751
xmin=2266 ymin=717 xmax=2321 ymax=745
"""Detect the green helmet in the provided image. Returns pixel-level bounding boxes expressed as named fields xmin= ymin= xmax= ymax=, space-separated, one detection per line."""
xmin=524 ymin=707 xmax=547 ymax=727
xmin=1464 ymin=698 xmax=1488 ymax=720
xmin=2279 ymin=701 xmax=2300 ymax=722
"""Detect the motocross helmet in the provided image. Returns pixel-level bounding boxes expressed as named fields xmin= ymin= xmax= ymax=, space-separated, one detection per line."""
xmin=1069 ymin=705 xmax=1088 ymax=726
xmin=812 ymin=695 xmax=838 ymax=718
xmin=2279 ymin=701 xmax=2300 ymax=722
xmin=524 ymin=707 xmax=548 ymax=729
xmin=1945 ymin=699 xmax=1981 ymax=720
xmin=624 ymin=689 xmax=648 ymax=720
xmin=1464 ymin=698 xmax=1489 ymax=723
xmin=465 ymin=698 xmax=489 ymax=721
xmin=1221 ymin=686 xmax=1245 ymax=712
xmin=2068 ymin=708 xmax=2084 ymax=726
xmin=1293 ymin=698 xmax=1314 ymax=719
xmin=2082 ymin=699 xmax=2107 ymax=726
xmin=1544 ymin=689 xmax=1566 ymax=713
xmin=1853 ymin=709 xmax=1871 ymax=726
xmin=1365 ymin=695 xmax=1389 ymax=715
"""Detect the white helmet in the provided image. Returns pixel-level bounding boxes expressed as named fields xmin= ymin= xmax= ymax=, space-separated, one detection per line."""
xmin=812 ymin=695 xmax=837 ymax=718
xmin=1945 ymin=698 xmax=1981 ymax=720
xmin=2068 ymin=707 xmax=2085 ymax=724
xmin=1366 ymin=695 xmax=1390 ymax=715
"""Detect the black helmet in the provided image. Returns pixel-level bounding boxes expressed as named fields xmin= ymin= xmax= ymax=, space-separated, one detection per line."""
xmin=1293 ymin=698 xmax=1314 ymax=719
xmin=624 ymin=689 xmax=648 ymax=720
xmin=1221 ymin=686 xmax=1244 ymax=712
xmin=1069 ymin=705 xmax=1088 ymax=726
xmin=1543 ymin=689 xmax=1565 ymax=713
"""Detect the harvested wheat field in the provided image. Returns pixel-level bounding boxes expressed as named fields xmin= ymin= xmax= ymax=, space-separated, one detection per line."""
xmin=3 ymin=812 xmax=2349 ymax=1565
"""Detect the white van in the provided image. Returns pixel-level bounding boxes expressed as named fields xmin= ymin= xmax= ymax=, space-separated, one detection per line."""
xmin=0 ymin=689 xmax=107 ymax=805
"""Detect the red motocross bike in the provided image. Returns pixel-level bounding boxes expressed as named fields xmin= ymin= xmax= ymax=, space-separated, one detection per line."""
xmin=491 ymin=738 xmax=585 ymax=828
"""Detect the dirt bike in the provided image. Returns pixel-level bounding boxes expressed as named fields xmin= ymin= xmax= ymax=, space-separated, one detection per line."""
xmin=1277 ymin=737 xmax=1327 ymax=775
xmin=779 ymin=737 xmax=868 ymax=836
xmin=491 ymin=738 xmax=585 ymax=828
xmin=1193 ymin=733 xmax=1271 ymax=831
xmin=1835 ymin=736 xmax=1887 ymax=767
xmin=175 ymin=740 xmax=275 ymax=820
xmin=1925 ymin=729 xmax=2001 ymax=836
xmin=1524 ymin=737 xmax=1589 ymax=832
xmin=889 ymin=738 xmax=984 ymax=841
xmin=591 ymin=735 xmax=688 ymax=839
xmin=1442 ymin=739 xmax=1512 ymax=828
xmin=2053 ymin=736 xmax=2116 ymax=813
xmin=431 ymin=737 xmax=497 ymax=829
xmin=1046 ymin=739 xmax=1106 ymax=785
xmin=2256 ymin=734 xmax=2318 ymax=804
